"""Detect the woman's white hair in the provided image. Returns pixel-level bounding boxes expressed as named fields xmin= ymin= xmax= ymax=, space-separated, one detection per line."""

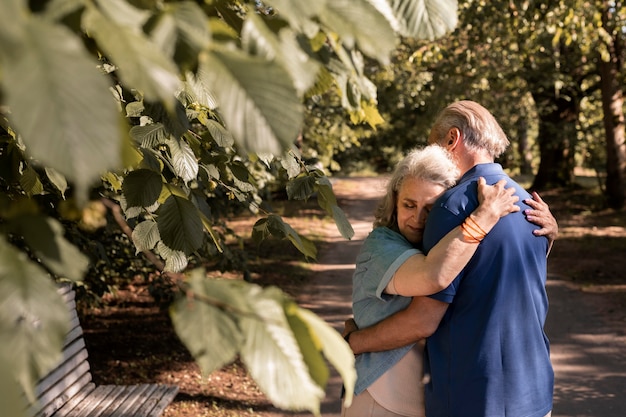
xmin=374 ymin=146 xmax=459 ymax=229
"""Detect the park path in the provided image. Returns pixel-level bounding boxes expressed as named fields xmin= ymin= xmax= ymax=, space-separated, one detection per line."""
xmin=293 ymin=177 xmax=626 ymax=417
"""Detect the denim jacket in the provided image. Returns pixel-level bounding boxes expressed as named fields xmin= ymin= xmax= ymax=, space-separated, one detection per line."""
xmin=351 ymin=227 xmax=421 ymax=395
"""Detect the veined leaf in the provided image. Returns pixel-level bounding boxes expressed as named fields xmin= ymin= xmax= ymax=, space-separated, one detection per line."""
xmin=184 ymin=70 xmax=220 ymax=110
xmin=169 ymin=1 xmax=211 ymax=53
xmin=83 ymin=5 xmax=181 ymax=107
xmin=239 ymin=285 xmax=325 ymax=414
xmin=170 ymin=271 xmax=244 ymax=374
xmin=280 ymin=150 xmax=301 ymax=179
xmin=130 ymin=123 xmax=168 ymax=148
xmin=261 ymin=0 xmax=322 ymax=37
xmin=166 ymin=137 xmax=198 ymax=183
xmin=283 ymin=300 xmax=329 ymax=392
xmin=155 ymin=242 xmax=188 ymax=273
xmin=0 ymin=238 xmax=69 ymax=401
xmin=320 ymin=0 xmax=397 ymax=64
xmin=201 ymin=119 xmax=234 ymax=148
xmin=296 ymin=307 xmax=357 ymax=408
xmin=20 ymin=166 xmax=44 ymax=197
xmin=197 ymin=47 xmax=303 ymax=155
xmin=95 ymin=0 xmax=151 ymax=30
xmin=0 ymin=17 xmax=121 ymax=202
xmin=242 ymin=14 xmax=320 ymax=95
xmin=286 ymin=175 xmax=317 ymax=200
xmin=367 ymin=0 xmax=458 ymax=39
xmin=122 ymin=169 xmax=163 ymax=208
xmin=157 ymin=194 xmax=204 ymax=254
xmin=132 ymin=220 xmax=161 ymax=254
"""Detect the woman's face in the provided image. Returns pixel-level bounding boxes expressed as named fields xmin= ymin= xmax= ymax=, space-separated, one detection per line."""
xmin=396 ymin=177 xmax=445 ymax=245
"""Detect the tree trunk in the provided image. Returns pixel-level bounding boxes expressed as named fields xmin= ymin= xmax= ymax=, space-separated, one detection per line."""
xmin=531 ymin=96 xmax=578 ymax=190
xmin=517 ymin=117 xmax=534 ymax=175
xmin=599 ymin=2 xmax=626 ymax=210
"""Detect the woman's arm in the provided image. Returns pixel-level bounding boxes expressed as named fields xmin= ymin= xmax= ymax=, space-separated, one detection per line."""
xmin=386 ymin=177 xmax=518 ymax=297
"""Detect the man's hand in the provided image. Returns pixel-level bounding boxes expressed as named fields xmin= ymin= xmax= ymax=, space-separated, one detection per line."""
xmin=343 ymin=318 xmax=358 ymax=339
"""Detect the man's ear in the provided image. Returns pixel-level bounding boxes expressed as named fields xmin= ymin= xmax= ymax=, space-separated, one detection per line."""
xmin=446 ymin=128 xmax=461 ymax=150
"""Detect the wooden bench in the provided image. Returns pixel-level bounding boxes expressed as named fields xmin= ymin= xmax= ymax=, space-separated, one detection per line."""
xmin=27 ymin=284 xmax=178 ymax=417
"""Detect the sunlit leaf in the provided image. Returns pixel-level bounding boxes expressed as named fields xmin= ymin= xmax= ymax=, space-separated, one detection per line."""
xmin=19 ymin=166 xmax=44 ymax=197
xmin=197 ymin=47 xmax=303 ymax=155
xmin=167 ymin=137 xmax=198 ymax=183
xmin=239 ymin=286 xmax=324 ymax=414
xmin=83 ymin=5 xmax=181 ymax=107
xmin=320 ymin=0 xmax=397 ymax=64
xmin=242 ymin=14 xmax=320 ymax=95
xmin=95 ymin=0 xmax=151 ymax=29
xmin=368 ymin=0 xmax=458 ymax=39
xmin=132 ymin=220 xmax=161 ymax=254
xmin=170 ymin=271 xmax=244 ymax=374
xmin=155 ymin=242 xmax=188 ymax=272
xmin=130 ymin=123 xmax=168 ymax=148
xmin=296 ymin=307 xmax=357 ymax=408
xmin=0 ymin=17 xmax=121 ymax=202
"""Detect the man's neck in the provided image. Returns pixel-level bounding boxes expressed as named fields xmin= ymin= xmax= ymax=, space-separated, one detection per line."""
xmin=457 ymin=154 xmax=494 ymax=176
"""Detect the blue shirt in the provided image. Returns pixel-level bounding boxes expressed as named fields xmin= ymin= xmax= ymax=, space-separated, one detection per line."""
xmin=351 ymin=227 xmax=422 ymax=395
xmin=423 ymin=163 xmax=554 ymax=417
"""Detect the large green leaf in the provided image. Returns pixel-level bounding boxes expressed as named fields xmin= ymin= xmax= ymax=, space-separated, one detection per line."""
xmin=320 ymin=0 xmax=397 ymax=64
xmin=11 ymin=215 xmax=89 ymax=282
xmin=170 ymin=271 xmax=244 ymax=375
xmin=169 ymin=1 xmax=211 ymax=53
xmin=0 ymin=238 xmax=68 ymax=401
xmin=286 ymin=174 xmax=317 ymax=200
xmin=242 ymin=14 xmax=320 ymax=95
xmin=156 ymin=194 xmax=204 ymax=254
xmin=197 ymin=47 xmax=303 ymax=155
xmin=262 ymin=0 xmax=322 ymax=37
xmin=239 ymin=286 xmax=325 ymax=414
xmin=82 ymin=4 xmax=181 ymax=107
xmin=122 ymin=168 xmax=163 ymax=208
xmin=0 ymin=17 xmax=121 ymax=202
xmin=95 ymin=0 xmax=151 ymax=29
xmin=369 ymin=0 xmax=458 ymax=39
xmin=315 ymin=178 xmax=354 ymax=240
xmin=283 ymin=300 xmax=329 ymax=393
xmin=296 ymin=307 xmax=357 ymax=408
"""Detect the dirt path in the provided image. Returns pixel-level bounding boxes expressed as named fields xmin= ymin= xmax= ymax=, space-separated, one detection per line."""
xmin=293 ymin=177 xmax=626 ymax=417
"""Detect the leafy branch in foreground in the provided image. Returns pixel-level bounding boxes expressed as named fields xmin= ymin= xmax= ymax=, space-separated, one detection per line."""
xmin=0 ymin=0 xmax=457 ymax=414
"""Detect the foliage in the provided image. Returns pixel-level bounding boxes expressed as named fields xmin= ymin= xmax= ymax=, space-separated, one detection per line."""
xmin=0 ymin=0 xmax=459 ymax=414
